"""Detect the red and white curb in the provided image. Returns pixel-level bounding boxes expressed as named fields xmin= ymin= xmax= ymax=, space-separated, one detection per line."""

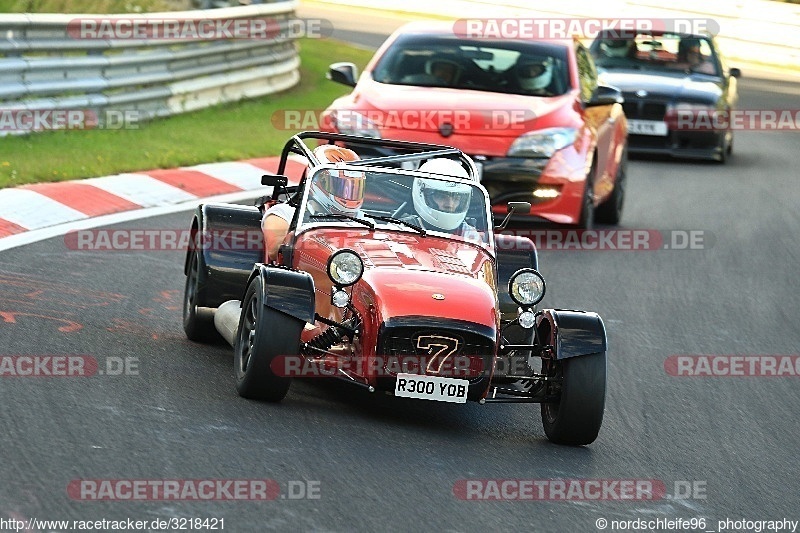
xmin=0 ymin=156 xmax=305 ymax=251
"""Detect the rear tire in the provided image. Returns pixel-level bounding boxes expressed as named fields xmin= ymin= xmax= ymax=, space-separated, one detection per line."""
xmin=234 ymin=276 xmax=300 ymax=402
xmin=182 ymin=250 xmax=220 ymax=343
xmin=541 ymin=351 xmax=607 ymax=445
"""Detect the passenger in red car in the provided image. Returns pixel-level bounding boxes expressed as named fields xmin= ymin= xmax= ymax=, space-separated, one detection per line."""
xmin=262 ymin=146 xmax=365 ymax=261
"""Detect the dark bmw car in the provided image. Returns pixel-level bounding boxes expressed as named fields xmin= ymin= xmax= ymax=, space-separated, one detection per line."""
xmin=590 ymin=30 xmax=740 ymax=163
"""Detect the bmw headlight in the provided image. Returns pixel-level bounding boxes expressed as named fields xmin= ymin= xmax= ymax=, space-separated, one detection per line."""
xmin=327 ymin=249 xmax=364 ymax=286
xmin=331 ymin=110 xmax=381 ymax=139
xmin=509 ymin=269 xmax=546 ymax=307
xmin=507 ymin=127 xmax=578 ymax=158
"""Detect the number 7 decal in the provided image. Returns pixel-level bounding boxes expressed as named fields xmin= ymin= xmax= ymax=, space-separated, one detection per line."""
xmin=416 ymin=335 xmax=460 ymax=374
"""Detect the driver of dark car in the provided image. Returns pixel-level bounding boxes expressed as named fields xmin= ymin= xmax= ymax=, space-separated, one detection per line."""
xmin=678 ymin=38 xmax=715 ymax=74
xmin=599 ymin=39 xmax=637 ymax=59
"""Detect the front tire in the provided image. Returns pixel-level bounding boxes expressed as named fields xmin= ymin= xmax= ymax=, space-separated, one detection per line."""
xmin=234 ymin=276 xmax=301 ymax=402
xmin=596 ymin=149 xmax=627 ymax=225
xmin=578 ymin=159 xmax=597 ymax=229
xmin=541 ymin=351 xmax=607 ymax=445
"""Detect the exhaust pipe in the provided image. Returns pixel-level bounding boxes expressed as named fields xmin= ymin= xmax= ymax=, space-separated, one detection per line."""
xmin=214 ymin=300 xmax=241 ymax=346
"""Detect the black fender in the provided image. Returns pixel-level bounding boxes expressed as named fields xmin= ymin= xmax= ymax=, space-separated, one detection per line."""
xmin=536 ymin=309 xmax=607 ymax=360
xmin=495 ymin=233 xmax=538 ymax=319
xmin=245 ymin=264 xmax=315 ymax=324
xmin=184 ymin=203 xmax=264 ymax=309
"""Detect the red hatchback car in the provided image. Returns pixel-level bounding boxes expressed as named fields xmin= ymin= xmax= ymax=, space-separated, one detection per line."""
xmin=322 ymin=21 xmax=628 ymax=227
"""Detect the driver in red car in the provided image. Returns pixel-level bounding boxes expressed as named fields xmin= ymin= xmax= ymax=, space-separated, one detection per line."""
xmin=262 ymin=145 xmax=365 ymax=261
xmin=409 ymin=159 xmax=478 ymax=238
xmin=514 ymin=57 xmax=555 ymax=95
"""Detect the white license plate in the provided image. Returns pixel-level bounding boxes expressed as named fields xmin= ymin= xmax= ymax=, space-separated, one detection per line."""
xmin=394 ymin=373 xmax=468 ymax=403
xmin=628 ymin=119 xmax=668 ymax=136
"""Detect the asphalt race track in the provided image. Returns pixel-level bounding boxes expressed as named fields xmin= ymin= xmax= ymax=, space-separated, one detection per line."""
xmin=1 ymin=5 xmax=799 ymax=532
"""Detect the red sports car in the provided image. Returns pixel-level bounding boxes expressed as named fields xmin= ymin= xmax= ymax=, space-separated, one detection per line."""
xmin=322 ymin=21 xmax=628 ymax=227
xmin=181 ymin=132 xmax=609 ymax=445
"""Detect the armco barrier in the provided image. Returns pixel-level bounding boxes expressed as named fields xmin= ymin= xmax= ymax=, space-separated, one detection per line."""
xmin=0 ymin=1 xmax=300 ymax=135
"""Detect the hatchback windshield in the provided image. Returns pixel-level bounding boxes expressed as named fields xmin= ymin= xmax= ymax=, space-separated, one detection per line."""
xmin=372 ymin=34 xmax=570 ymax=97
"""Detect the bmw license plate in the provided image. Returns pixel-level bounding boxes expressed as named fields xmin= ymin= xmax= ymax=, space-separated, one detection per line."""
xmin=627 ymin=119 xmax=668 ymax=136
xmin=394 ymin=373 xmax=468 ymax=403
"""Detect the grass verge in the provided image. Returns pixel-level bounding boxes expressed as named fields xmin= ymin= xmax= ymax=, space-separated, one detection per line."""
xmin=0 ymin=37 xmax=373 ymax=188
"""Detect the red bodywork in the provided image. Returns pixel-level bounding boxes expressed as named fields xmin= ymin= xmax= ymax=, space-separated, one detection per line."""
xmin=283 ymin=227 xmax=498 ymax=389
xmin=321 ymin=22 xmax=628 ymax=225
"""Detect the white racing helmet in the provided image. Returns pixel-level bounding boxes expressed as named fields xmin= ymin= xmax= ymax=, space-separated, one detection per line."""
xmin=600 ymin=39 xmax=631 ymax=58
xmin=309 ymin=145 xmax=365 ymax=216
xmin=413 ymin=159 xmax=472 ymax=231
xmin=516 ymin=57 xmax=553 ymax=91
xmin=424 ymin=58 xmax=461 ymax=84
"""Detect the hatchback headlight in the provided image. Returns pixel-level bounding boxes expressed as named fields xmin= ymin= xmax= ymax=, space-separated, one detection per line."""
xmin=507 ymin=127 xmax=578 ymax=158
xmin=330 ymin=110 xmax=381 ymax=138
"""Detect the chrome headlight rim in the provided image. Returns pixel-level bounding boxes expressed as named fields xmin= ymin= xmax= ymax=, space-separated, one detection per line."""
xmin=326 ymin=249 xmax=364 ymax=287
xmin=508 ymin=268 xmax=546 ymax=307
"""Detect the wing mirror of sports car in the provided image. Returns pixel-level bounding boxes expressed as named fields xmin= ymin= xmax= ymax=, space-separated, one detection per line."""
xmin=729 ymin=67 xmax=741 ymax=78
xmin=586 ymin=85 xmax=624 ymax=107
xmin=261 ymin=174 xmax=289 ymax=187
xmin=496 ymin=202 xmax=532 ymax=230
xmin=327 ymin=62 xmax=359 ymax=87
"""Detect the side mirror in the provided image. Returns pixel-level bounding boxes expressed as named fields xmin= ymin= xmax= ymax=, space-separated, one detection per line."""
xmin=261 ymin=174 xmax=289 ymax=187
xmin=586 ymin=85 xmax=624 ymax=107
xmin=729 ymin=67 xmax=741 ymax=78
xmin=327 ymin=62 xmax=359 ymax=87
xmin=496 ymin=201 xmax=532 ymax=230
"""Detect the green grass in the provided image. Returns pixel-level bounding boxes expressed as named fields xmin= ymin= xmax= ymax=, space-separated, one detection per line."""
xmin=0 ymin=38 xmax=374 ymax=187
xmin=0 ymin=0 xmax=184 ymax=13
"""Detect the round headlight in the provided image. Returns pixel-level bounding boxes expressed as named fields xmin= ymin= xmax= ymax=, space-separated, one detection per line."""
xmin=509 ymin=269 xmax=546 ymax=307
xmin=327 ymin=249 xmax=364 ymax=287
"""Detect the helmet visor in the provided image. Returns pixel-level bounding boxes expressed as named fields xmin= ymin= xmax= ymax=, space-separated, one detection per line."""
xmin=423 ymin=187 xmax=471 ymax=213
xmin=317 ymin=171 xmax=365 ymax=202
